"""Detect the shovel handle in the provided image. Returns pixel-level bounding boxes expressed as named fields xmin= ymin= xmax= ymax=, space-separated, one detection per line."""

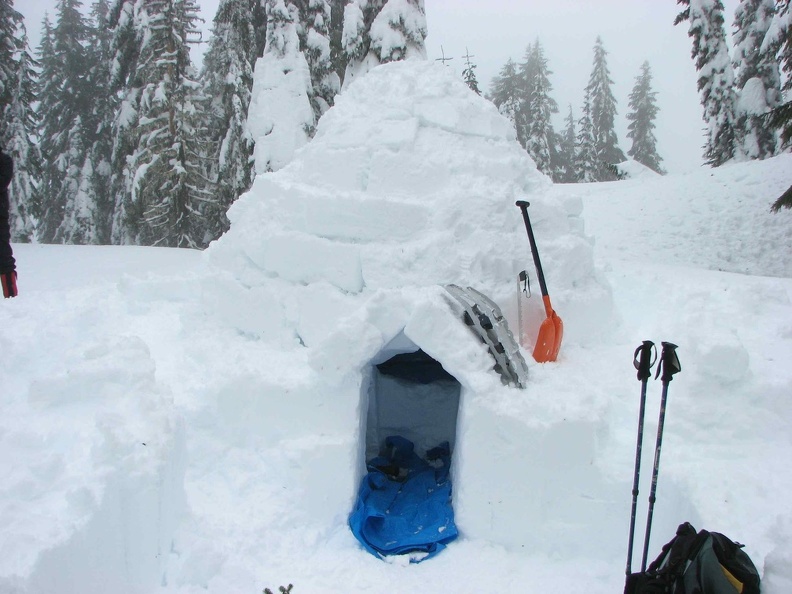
xmin=516 ymin=201 xmax=549 ymax=298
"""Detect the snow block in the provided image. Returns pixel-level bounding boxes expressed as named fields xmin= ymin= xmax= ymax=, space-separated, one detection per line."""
xmin=253 ymin=232 xmax=363 ymax=294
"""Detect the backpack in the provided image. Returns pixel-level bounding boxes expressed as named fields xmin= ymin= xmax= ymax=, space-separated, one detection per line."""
xmin=625 ymin=522 xmax=761 ymax=594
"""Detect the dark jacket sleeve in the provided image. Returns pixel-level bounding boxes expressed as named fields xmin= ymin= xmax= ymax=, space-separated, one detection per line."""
xmin=0 ymin=151 xmax=13 ymax=216
xmin=0 ymin=151 xmax=16 ymax=273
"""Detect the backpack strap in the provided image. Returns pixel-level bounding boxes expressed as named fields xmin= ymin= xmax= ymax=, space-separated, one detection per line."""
xmin=641 ymin=523 xmax=708 ymax=592
xmin=646 ymin=523 xmax=699 ymax=572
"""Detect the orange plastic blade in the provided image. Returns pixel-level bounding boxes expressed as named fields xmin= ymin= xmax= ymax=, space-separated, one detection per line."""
xmin=532 ymin=295 xmax=563 ymax=363
xmin=550 ymin=310 xmax=563 ymax=361
xmin=532 ymin=317 xmax=557 ymax=363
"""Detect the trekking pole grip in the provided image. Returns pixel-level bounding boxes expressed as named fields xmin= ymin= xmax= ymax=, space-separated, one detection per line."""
xmin=655 ymin=342 xmax=681 ymax=383
xmin=633 ymin=340 xmax=656 ymax=382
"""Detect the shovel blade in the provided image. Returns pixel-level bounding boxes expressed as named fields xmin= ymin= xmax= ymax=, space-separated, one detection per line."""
xmin=532 ymin=317 xmax=557 ymax=363
xmin=550 ymin=311 xmax=563 ymax=361
xmin=532 ymin=307 xmax=563 ymax=363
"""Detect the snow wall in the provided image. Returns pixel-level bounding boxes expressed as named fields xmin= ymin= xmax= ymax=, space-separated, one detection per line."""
xmin=207 ymin=60 xmax=618 ymax=555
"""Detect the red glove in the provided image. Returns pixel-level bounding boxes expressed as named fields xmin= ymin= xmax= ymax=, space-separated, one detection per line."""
xmin=1 ymin=271 xmax=17 ymax=298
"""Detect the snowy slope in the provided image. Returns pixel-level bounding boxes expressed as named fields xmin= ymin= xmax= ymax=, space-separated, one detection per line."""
xmin=573 ymin=153 xmax=792 ymax=278
xmin=1 ymin=63 xmax=792 ymax=594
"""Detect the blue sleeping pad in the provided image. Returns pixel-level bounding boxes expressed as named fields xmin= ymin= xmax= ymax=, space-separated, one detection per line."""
xmin=349 ymin=436 xmax=458 ymax=561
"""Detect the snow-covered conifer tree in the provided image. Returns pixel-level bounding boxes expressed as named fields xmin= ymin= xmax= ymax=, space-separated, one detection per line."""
xmin=489 ymin=58 xmax=522 ymax=134
xmin=37 ymin=0 xmax=95 ymax=243
xmin=519 ymin=40 xmax=560 ymax=179
xmin=201 ymin=0 xmax=262 ymax=240
xmin=300 ymin=0 xmax=340 ymax=119
xmin=556 ymin=105 xmax=578 ymax=183
xmin=73 ymin=0 xmax=115 ymax=243
xmin=328 ymin=0 xmax=345 ymax=80
xmin=107 ymin=0 xmax=145 ymax=244
xmin=342 ymin=0 xmax=385 ymax=86
xmin=342 ymin=0 xmax=426 ymax=87
xmin=0 ymin=3 xmax=40 ymax=240
xmin=113 ymin=0 xmax=209 ymax=247
xmin=732 ymin=0 xmax=781 ymax=159
xmin=576 ymin=91 xmax=597 ymax=183
xmin=764 ymin=0 xmax=791 ymax=212
xmin=586 ymin=36 xmax=625 ymax=180
xmin=626 ymin=61 xmax=665 ymax=174
xmin=247 ymin=0 xmax=314 ymax=174
xmin=462 ymin=49 xmax=480 ymax=95
xmin=3 ymin=50 xmax=41 ymax=242
xmin=675 ymin=0 xmax=739 ymax=166
xmin=762 ymin=0 xmax=791 ymax=150
xmin=254 ymin=0 xmax=268 ymax=57
xmin=0 ymin=0 xmax=23 ymax=112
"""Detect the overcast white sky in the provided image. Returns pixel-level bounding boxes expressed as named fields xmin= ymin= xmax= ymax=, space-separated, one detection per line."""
xmin=21 ymin=0 xmax=743 ymax=174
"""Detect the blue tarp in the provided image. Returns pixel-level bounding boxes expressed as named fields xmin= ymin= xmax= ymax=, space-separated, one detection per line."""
xmin=349 ymin=436 xmax=458 ymax=561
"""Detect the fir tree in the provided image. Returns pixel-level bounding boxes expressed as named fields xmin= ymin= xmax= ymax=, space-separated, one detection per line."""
xmin=0 ymin=0 xmax=24 ymax=112
xmin=37 ymin=0 xmax=95 ymax=243
xmin=113 ymin=0 xmax=209 ymax=247
xmin=675 ymin=0 xmax=739 ymax=166
xmin=626 ymin=61 xmax=665 ymax=174
xmin=0 ymin=4 xmax=40 ymax=240
xmin=576 ymin=91 xmax=597 ymax=183
xmin=107 ymin=0 xmax=141 ymax=91
xmin=342 ymin=0 xmax=426 ymax=87
xmin=247 ymin=0 xmax=315 ymax=174
xmin=732 ymin=0 xmax=780 ymax=159
xmin=519 ymin=40 xmax=560 ymax=179
xmin=462 ymin=48 xmax=480 ymax=95
xmin=51 ymin=0 xmax=115 ymax=244
xmin=370 ymin=0 xmax=427 ymax=63
xmin=253 ymin=0 xmax=268 ymax=57
xmin=328 ymin=0 xmax=346 ymax=81
xmin=342 ymin=0 xmax=385 ymax=86
xmin=75 ymin=0 xmax=116 ymax=243
xmin=489 ymin=58 xmax=522 ymax=133
xmin=556 ymin=105 xmax=578 ymax=183
xmin=762 ymin=0 xmax=791 ymax=149
xmin=299 ymin=0 xmax=340 ymax=121
xmin=764 ymin=0 xmax=791 ymax=212
xmin=107 ymin=0 xmax=145 ymax=243
xmin=586 ymin=36 xmax=625 ymax=179
xmin=201 ymin=0 xmax=261 ymax=240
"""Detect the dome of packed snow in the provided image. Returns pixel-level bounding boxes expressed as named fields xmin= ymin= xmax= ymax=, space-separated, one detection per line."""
xmin=209 ymin=60 xmax=611 ymax=346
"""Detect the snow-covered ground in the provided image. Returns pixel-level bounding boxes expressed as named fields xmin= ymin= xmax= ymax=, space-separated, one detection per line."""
xmin=1 ymin=62 xmax=791 ymax=594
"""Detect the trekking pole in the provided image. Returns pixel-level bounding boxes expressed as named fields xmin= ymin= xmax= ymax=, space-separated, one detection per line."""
xmin=625 ymin=340 xmax=656 ymax=581
xmin=640 ymin=341 xmax=681 ymax=571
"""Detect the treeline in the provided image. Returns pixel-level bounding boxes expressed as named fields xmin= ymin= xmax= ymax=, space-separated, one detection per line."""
xmin=0 ymin=0 xmax=427 ymax=247
xmin=676 ymin=0 xmax=791 ymax=168
xmin=2 ymin=0 xmax=790 ymax=248
xmin=489 ymin=0 xmax=792 ymax=186
xmin=676 ymin=0 xmax=792 ymax=211
xmin=488 ymin=37 xmax=660 ymax=183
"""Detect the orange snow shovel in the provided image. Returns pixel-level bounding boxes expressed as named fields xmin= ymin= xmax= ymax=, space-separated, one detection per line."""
xmin=516 ymin=200 xmax=563 ymax=362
